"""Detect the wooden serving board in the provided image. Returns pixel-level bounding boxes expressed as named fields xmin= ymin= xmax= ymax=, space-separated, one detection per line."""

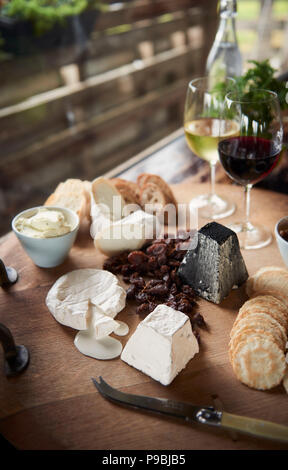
xmin=0 ymin=181 xmax=288 ymax=451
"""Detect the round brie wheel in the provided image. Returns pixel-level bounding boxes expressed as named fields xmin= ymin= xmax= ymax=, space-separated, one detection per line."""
xmin=45 ymin=268 xmax=126 ymax=331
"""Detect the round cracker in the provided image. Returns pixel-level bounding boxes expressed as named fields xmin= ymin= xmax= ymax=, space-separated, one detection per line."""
xmin=246 ymin=267 xmax=288 ymax=299
xmin=232 ymin=337 xmax=286 ymax=390
xmin=246 ymin=295 xmax=288 ymax=328
xmin=236 ymin=302 xmax=288 ymax=331
xmin=245 ymin=268 xmax=281 ymax=296
xmin=251 ymin=267 xmax=288 ymax=290
xmin=231 ymin=312 xmax=287 ymax=347
xmin=245 ymin=276 xmax=255 ymax=297
xmin=239 ymin=308 xmax=287 ymax=332
xmin=238 ymin=295 xmax=288 ymax=326
xmin=255 ymin=270 xmax=288 ymax=292
xmin=250 ymin=289 xmax=288 ymax=310
xmin=253 ymin=266 xmax=288 ymax=280
xmin=230 ymin=317 xmax=285 ymax=350
xmin=248 ymin=295 xmax=287 ymax=316
xmin=229 ymin=328 xmax=280 ymax=356
xmin=228 ymin=333 xmax=266 ymax=365
xmin=248 ymin=268 xmax=288 ymax=298
xmin=230 ymin=325 xmax=283 ymax=353
xmin=241 ymin=294 xmax=288 ymax=313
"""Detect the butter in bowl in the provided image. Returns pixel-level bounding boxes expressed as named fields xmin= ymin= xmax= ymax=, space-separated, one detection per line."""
xmin=275 ymin=216 xmax=288 ymax=269
xmin=12 ymin=206 xmax=79 ymax=268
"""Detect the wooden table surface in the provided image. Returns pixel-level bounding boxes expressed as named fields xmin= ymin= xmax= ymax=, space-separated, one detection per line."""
xmin=1 ymin=132 xmax=288 ymax=451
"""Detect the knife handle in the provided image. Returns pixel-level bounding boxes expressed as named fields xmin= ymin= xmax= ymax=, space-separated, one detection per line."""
xmin=221 ymin=412 xmax=288 ymax=443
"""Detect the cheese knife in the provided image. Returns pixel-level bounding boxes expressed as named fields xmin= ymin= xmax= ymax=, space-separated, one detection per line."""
xmin=92 ymin=377 xmax=288 ymax=443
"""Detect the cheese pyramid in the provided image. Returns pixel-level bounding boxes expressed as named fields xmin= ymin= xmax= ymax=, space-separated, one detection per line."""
xmin=178 ymin=222 xmax=248 ymax=304
xmin=121 ymin=305 xmax=199 ymax=385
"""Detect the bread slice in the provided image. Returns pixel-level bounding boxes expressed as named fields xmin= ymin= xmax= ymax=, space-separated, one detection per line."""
xmin=53 ymin=179 xmax=84 ymax=195
xmin=139 ymin=182 xmax=169 ymax=213
xmin=110 ymin=178 xmax=140 ymax=206
xmin=137 ymin=173 xmax=177 ymax=207
xmin=91 ymin=177 xmax=125 ymax=221
xmin=45 ymin=178 xmax=91 ymax=222
xmin=45 ymin=191 xmax=86 ymax=220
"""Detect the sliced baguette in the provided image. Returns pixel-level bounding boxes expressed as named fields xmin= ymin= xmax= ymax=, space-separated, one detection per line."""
xmin=91 ymin=177 xmax=125 ymax=221
xmin=45 ymin=190 xmax=86 ymax=220
xmin=140 ymin=182 xmax=168 ymax=210
xmin=45 ymin=178 xmax=91 ymax=221
xmin=53 ymin=179 xmax=85 ymax=195
xmin=139 ymin=182 xmax=174 ymax=227
xmin=137 ymin=173 xmax=177 ymax=207
xmin=110 ymin=178 xmax=140 ymax=206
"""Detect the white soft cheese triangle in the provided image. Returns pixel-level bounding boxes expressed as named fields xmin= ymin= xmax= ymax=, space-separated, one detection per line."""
xmin=46 ymin=269 xmax=126 ymax=336
xmin=94 ymin=209 xmax=158 ymax=256
xmin=121 ymin=304 xmax=199 ymax=386
xmin=90 ymin=199 xmax=112 ymax=239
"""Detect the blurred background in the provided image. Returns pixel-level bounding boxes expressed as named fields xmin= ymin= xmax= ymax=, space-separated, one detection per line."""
xmin=0 ymin=0 xmax=287 ymax=236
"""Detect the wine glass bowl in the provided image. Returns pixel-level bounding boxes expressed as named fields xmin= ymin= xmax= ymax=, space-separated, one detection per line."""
xmin=218 ymin=89 xmax=283 ymax=249
xmin=184 ymin=76 xmax=238 ymax=220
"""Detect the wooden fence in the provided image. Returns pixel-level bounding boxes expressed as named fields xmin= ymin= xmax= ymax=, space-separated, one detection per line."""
xmin=0 ymin=0 xmax=217 ymax=235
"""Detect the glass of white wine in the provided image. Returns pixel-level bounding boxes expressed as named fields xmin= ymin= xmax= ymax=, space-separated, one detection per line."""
xmin=184 ymin=76 xmax=239 ymax=219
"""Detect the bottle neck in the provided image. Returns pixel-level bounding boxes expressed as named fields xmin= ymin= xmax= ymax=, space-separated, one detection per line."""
xmin=216 ymin=16 xmax=238 ymax=44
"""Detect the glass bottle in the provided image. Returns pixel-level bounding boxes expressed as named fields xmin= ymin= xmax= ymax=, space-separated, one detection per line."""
xmin=206 ymin=0 xmax=242 ymax=82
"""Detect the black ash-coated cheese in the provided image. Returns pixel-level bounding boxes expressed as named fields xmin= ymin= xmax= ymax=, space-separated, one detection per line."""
xmin=177 ymin=222 xmax=248 ymax=304
xmin=199 ymin=221 xmax=233 ymax=245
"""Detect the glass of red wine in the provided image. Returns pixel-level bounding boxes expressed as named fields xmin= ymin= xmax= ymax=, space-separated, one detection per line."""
xmin=218 ymin=89 xmax=283 ymax=249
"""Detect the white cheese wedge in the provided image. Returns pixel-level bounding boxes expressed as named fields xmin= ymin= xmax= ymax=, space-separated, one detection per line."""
xmin=91 ymin=304 xmax=120 ymax=338
xmin=121 ymin=304 xmax=199 ymax=385
xmin=94 ymin=209 xmax=158 ymax=256
xmin=90 ymin=198 xmax=112 ymax=239
xmin=46 ymin=269 xmax=126 ymax=336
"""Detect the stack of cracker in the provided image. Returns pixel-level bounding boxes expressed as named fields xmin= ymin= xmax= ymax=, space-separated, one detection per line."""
xmin=229 ymin=266 xmax=288 ymax=391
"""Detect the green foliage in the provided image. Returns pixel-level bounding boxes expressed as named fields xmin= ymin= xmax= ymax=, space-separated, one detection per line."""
xmin=214 ymin=59 xmax=288 ymax=110
xmin=0 ymin=0 xmax=102 ymax=35
xmin=235 ymin=59 xmax=288 ymax=110
xmin=212 ymin=60 xmax=288 ymax=138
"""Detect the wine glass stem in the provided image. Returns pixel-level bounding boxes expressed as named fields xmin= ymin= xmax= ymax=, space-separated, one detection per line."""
xmin=210 ymin=162 xmax=216 ymax=199
xmin=244 ymin=184 xmax=253 ymax=230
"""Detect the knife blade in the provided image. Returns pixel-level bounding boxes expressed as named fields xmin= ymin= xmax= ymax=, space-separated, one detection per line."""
xmin=92 ymin=377 xmax=288 ymax=443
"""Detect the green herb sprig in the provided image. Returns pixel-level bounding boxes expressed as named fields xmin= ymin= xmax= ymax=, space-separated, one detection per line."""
xmin=235 ymin=59 xmax=288 ymax=110
xmin=214 ymin=59 xmax=288 ymax=110
xmin=213 ymin=60 xmax=288 ymax=138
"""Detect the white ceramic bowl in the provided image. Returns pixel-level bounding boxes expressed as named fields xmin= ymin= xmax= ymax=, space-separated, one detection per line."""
xmin=12 ymin=206 xmax=79 ymax=268
xmin=275 ymin=216 xmax=288 ymax=268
